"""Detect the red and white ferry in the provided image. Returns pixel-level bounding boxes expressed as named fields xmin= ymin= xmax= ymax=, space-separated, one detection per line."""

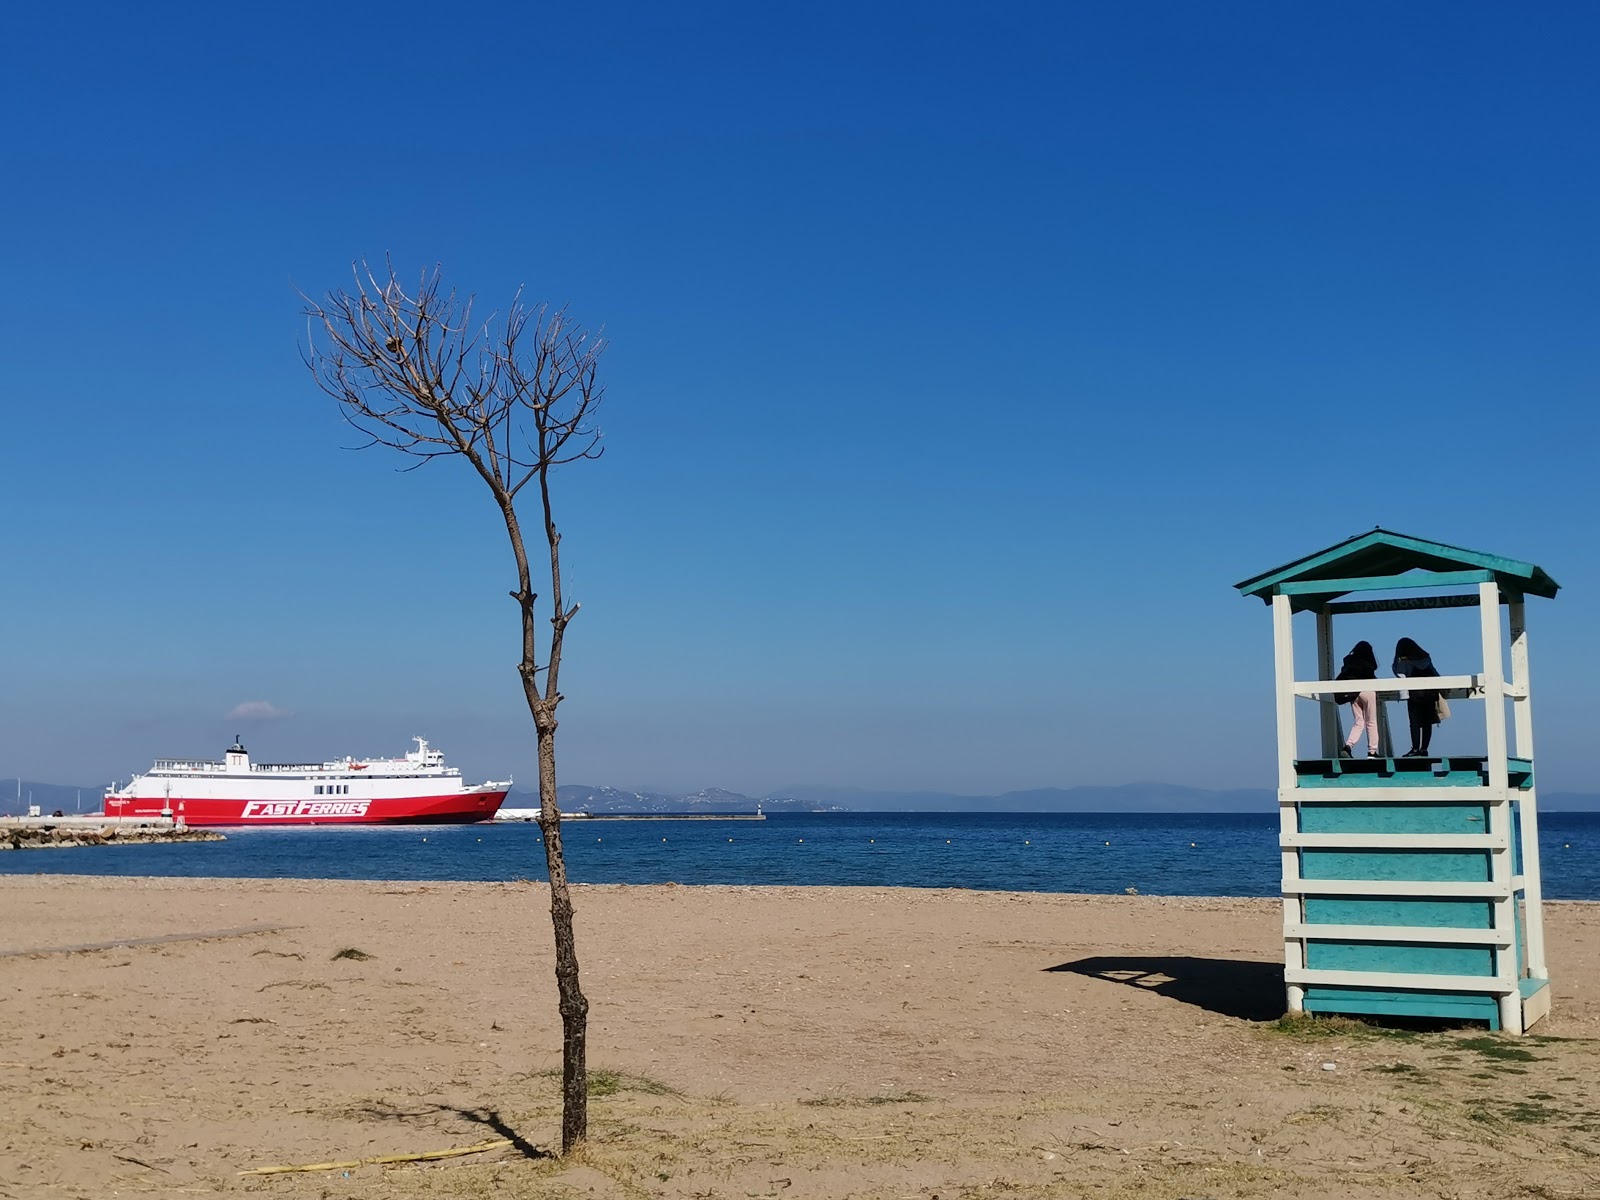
xmin=103 ymin=737 xmax=510 ymax=826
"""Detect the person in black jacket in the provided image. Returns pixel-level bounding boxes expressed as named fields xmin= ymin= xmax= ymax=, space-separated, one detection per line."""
xmin=1393 ymin=637 xmax=1442 ymax=757
xmin=1334 ymin=640 xmax=1381 ymax=759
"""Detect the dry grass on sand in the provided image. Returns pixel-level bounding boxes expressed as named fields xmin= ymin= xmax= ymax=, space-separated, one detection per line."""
xmin=2 ymin=876 xmax=1599 ymax=1199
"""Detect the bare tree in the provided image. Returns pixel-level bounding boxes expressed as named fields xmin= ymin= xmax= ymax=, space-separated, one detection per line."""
xmin=303 ymin=259 xmax=601 ymax=1151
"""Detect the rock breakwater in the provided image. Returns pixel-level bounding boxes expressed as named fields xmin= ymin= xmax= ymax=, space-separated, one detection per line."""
xmin=1 ymin=819 xmax=224 ymax=850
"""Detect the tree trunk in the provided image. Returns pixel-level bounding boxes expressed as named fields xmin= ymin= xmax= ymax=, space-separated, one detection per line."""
xmin=533 ymin=698 xmax=587 ymax=1151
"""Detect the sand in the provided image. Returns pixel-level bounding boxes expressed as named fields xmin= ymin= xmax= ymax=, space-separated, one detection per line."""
xmin=2 ymin=875 xmax=1598 ymax=1199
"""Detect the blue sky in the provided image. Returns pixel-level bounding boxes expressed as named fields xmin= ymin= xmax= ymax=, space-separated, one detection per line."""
xmin=3 ymin=2 xmax=1596 ymax=797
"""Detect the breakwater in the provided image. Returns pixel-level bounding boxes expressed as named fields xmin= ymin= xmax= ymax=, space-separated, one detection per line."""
xmin=1 ymin=816 xmax=224 ymax=851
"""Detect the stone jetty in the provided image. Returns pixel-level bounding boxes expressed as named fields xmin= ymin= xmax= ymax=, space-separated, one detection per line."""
xmin=0 ymin=816 xmax=224 ymax=850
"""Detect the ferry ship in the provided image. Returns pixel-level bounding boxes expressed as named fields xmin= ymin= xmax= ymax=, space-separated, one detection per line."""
xmin=103 ymin=738 xmax=510 ymax=826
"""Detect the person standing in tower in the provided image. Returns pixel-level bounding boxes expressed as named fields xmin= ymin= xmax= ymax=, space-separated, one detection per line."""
xmin=1393 ymin=637 xmax=1442 ymax=757
xmin=1334 ymin=640 xmax=1381 ymax=759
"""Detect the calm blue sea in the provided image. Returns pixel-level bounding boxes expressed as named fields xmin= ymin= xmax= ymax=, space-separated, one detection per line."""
xmin=5 ymin=812 xmax=1600 ymax=899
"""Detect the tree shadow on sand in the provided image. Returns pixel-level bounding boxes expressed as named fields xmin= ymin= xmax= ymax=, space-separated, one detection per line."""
xmin=1047 ymin=955 xmax=1285 ymax=1022
xmin=354 ymin=1101 xmax=550 ymax=1160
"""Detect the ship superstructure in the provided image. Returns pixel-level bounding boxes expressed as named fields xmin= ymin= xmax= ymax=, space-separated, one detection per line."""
xmin=103 ymin=737 xmax=509 ymax=826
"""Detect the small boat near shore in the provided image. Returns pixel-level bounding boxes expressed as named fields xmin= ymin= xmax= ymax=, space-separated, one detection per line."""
xmin=103 ymin=738 xmax=509 ymax=826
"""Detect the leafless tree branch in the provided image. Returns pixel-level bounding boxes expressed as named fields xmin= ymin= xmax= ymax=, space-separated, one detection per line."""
xmin=301 ymin=258 xmax=605 ymax=1152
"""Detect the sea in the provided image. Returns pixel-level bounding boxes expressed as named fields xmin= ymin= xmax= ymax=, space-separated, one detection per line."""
xmin=4 ymin=811 xmax=1600 ymax=899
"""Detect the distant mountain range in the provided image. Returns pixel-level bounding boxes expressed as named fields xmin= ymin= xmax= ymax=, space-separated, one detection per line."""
xmin=7 ymin=777 xmax=1600 ymax=816
xmin=514 ymin=781 xmax=1600 ymax=815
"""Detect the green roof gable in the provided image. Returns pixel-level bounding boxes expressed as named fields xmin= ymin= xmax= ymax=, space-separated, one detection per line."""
xmin=1235 ymin=529 xmax=1560 ymax=609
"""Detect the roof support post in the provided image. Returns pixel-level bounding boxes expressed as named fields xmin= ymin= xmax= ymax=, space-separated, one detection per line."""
xmin=1480 ymin=582 xmax=1509 ymax=794
xmin=1315 ymin=608 xmax=1339 ymax=758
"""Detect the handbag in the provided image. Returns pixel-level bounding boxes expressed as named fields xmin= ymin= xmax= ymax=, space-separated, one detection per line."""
xmin=1435 ymin=695 xmax=1451 ymax=722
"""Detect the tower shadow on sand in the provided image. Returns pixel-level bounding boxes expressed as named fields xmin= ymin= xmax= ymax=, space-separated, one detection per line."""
xmin=1047 ymin=955 xmax=1285 ymax=1022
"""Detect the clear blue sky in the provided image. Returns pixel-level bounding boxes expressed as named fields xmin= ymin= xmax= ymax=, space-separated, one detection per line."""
xmin=3 ymin=2 xmax=1596 ymax=797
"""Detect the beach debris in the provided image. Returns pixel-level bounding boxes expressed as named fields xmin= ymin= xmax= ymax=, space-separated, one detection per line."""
xmin=1124 ymin=887 xmax=1139 ymax=895
xmin=332 ymin=947 xmax=373 ymax=961
xmin=238 ymin=1136 xmax=515 ymax=1175
xmin=1321 ymin=1061 xmax=1337 ymax=1071
xmin=113 ymin=1152 xmax=170 ymax=1173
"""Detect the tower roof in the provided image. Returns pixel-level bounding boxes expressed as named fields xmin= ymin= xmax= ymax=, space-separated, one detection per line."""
xmin=1235 ymin=528 xmax=1559 ymax=610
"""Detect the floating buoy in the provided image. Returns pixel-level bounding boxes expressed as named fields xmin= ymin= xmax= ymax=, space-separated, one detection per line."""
xmin=798 ymin=838 xmax=804 ymax=843
xmin=946 ymin=839 xmax=951 ymax=844
xmin=422 ymin=838 xmax=427 ymax=843
xmin=1191 ymin=842 xmax=1196 ymax=847
xmin=1105 ymin=841 xmax=1110 ymax=846
xmin=869 ymin=838 xmax=874 ymax=843
xmin=662 ymin=837 xmax=667 ymax=842
xmin=1025 ymin=840 xmax=1030 ymax=845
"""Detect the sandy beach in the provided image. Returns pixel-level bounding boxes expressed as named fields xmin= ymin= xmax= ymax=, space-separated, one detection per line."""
xmin=2 ymin=875 xmax=1598 ymax=1199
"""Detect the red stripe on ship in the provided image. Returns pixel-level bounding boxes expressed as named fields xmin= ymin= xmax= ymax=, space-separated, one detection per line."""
xmin=105 ymin=791 xmax=508 ymax=826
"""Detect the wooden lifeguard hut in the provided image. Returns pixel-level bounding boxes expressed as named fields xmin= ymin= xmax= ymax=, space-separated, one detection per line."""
xmin=1235 ymin=529 xmax=1558 ymax=1034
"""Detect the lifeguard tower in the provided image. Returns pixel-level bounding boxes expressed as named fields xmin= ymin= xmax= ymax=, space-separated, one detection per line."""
xmin=1236 ymin=529 xmax=1558 ymax=1033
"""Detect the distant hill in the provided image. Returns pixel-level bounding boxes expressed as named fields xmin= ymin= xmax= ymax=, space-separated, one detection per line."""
xmin=509 ymin=785 xmax=823 ymax=814
xmin=7 ymin=776 xmax=1600 ymax=817
xmin=768 ymin=782 xmax=1278 ymax=812
xmin=773 ymin=783 xmax=1600 ymax=813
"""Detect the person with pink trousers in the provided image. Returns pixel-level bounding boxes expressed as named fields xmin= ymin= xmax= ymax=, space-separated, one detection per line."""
xmin=1334 ymin=640 xmax=1381 ymax=759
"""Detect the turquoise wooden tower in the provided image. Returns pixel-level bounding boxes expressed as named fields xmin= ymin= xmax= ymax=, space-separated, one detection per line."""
xmin=1236 ymin=530 xmax=1558 ymax=1033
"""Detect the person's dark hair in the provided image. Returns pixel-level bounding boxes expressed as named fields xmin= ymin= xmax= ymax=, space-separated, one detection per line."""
xmin=1395 ymin=637 xmax=1426 ymax=659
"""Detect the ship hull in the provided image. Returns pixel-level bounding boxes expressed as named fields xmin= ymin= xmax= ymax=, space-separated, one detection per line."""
xmin=105 ymin=789 xmax=508 ymax=827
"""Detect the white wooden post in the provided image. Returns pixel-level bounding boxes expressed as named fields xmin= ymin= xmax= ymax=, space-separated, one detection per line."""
xmin=1509 ymin=597 xmax=1548 ymax=981
xmin=1478 ymin=581 xmax=1520 ymax=1033
xmin=1315 ymin=608 xmax=1338 ymax=757
xmin=1272 ymin=594 xmax=1304 ymax=1012
xmin=1510 ymin=598 xmax=1534 ymax=761
xmin=1480 ymin=583 xmax=1510 ymax=795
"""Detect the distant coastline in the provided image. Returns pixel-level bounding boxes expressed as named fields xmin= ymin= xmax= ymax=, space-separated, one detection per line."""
xmin=7 ymin=777 xmax=1599 ymax=817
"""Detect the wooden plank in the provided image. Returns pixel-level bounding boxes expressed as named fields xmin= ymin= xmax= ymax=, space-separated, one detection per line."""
xmin=1273 ymin=595 xmax=1298 ymax=792
xmin=1283 ymin=877 xmax=1511 ymax=898
xmin=1316 ymin=608 xmax=1339 ymax=757
xmin=1291 ymin=675 xmax=1481 ymax=697
xmin=1326 ymin=595 xmax=1482 ymax=615
xmin=1523 ymin=980 xmax=1553 ymax=1028
xmin=1279 ymin=570 xmax=1495 ymax=596
xmin=1285 ymin=967 xmax=1515 ymax=993
xmin=1478 ymin=581 xmax=1520 ymax=1033
xmin=1287 ymin=923 xmax=1512 ymax=946
xmin=1280 ymin=788 xmax=1511 ymax=804
xmin=1304 ymin=986 xmax=1501 ymax=1025
xmin=1283 ymin=833 xmax=1506 ymax=850
xmin=1273 ymin=595 xmax=1304 ymax=1013
xmin=1508 ymin=597 xmax=1549 ymax=981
